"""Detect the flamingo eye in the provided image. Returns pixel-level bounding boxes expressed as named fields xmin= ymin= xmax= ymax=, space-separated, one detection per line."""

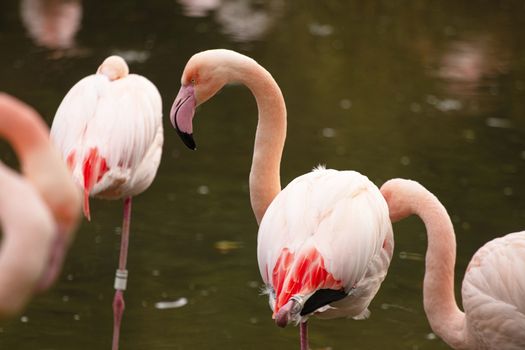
xmin=191 ymin=78 xmax=196 ymax=85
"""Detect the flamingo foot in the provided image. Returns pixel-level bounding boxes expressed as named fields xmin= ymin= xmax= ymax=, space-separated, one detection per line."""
xmin=112 ymin=290 xmax=125 ymax=350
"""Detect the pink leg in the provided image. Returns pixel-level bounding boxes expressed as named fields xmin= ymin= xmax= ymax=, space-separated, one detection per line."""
xmin=111 ymin=197 xmax=132 ymax=350
xmin=300 ymin=321 xmax=309 ymax=350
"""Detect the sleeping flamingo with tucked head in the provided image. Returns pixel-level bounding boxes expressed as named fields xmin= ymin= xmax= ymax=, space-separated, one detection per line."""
xmin=50 ymin=56 xmax=163 ymax=350
xmin=0 ymin=93 xmax=81 ymax=315
xmin=170 ymin=49 xmax=394 ymax=349
xmin=380 ymin=178 xmax=525 ymax=349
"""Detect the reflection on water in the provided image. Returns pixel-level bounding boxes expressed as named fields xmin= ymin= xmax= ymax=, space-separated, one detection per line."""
xmin=1 ymin=1 xmax=525 ymax=349
xmin=20 ymin=0 xmax=82 ymax=51
xmin=178 ymin=0 xmax=284 ymax=42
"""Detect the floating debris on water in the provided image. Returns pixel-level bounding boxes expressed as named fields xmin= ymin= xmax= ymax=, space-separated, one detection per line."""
xmin=380 ymin=303 xmax=416 ymax=313
xmin=400 ymin=156 xmax=411 ymax=166
xmin=426 ymin=95 xmax=462 ymax=112
xmin=410 ymin=102 xmax=422 ymax=113
xmin=112 ymin=50 xmax=151 ymax=63
xmin=214 ymin=240 xmax=243 ymax=253
xmin=322 ymin=128 xmax=336 ymax=138
xmin=339 ymin=99 xmax=352 ymax=110
xmin=426 ymin=332 xmax=437 ymax=340
xmin=155 ymin=297 xmax=188 ymax=310
xmin=73 ymin=314 xmax=80 ymax=321
xmin=247 ymin=281 xmax=259 ymax=289
xmin=20 ymin=316 xmax=29 ymax=323
xmin=462 ymin=129 xmax=476 ymax=142
xmin=399 ymin=251 xmax=424 ymax=261
xmin=486 ymin=117 xmax=512 ymax=128
xmin=152 ymin=269 xmax=160 ymax=277
xmin=309 ymin=22 xmax=334 ymax=37
xmin=62 ymin=295 xmax=70 ymax=303
xmin=197 ymin=185 xmax=210 ymax=195
xmin=503 ymin=187 xmax=513 ymax=196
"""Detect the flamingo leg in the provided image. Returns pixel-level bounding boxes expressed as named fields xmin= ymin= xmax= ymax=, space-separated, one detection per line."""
xmin=300 ymin=321 xmax=309 ymax=350
xmin=111 ymin=196 xmax=132 ymax=350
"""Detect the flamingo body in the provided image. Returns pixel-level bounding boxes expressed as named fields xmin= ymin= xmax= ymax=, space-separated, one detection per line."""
xmin=462 ymin=231 xmax=525 ymax=349
xmin=258 ymin=167 xmax=393 ymax=322
xmin=51 ymin=59 xmax=163 ymax=218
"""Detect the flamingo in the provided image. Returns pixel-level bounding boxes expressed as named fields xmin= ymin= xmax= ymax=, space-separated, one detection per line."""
xmin=380 ymin=178 xmax=525 ymax=349
xmin=20 ymin=0 xmax=82 ymax=51
xmin=169 ymin=49 xmax=394 ymax=349
xmin=50 ymin=56 xmax=163 ymax=350
xmin=0 ymin=93 xmax=81 ymax=315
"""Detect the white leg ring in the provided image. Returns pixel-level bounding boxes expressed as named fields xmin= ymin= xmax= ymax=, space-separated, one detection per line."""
xmin=114 ymin=269 xmax=128 ymax=291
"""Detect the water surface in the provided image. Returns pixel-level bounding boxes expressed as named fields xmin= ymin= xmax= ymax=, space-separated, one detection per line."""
xmin=1 ymin=1 xmax=525 ymax=349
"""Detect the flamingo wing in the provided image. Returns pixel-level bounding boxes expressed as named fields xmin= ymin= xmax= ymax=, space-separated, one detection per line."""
xmin=51 ymin=73 xmax=163 ymax=216
xmin=462 ymin=231 xmax=525 ymax=349
xmin=257 ymin=167 xmax=392 ymax=318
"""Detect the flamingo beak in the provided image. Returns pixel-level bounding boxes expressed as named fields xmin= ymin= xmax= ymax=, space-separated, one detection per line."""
xmin=170 ymin=84 xmax=197 ymax=150
xmin=274 ymin=298 xmax=302 ymax=328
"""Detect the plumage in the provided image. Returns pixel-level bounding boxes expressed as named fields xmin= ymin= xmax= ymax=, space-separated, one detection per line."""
xmin=462 ymin=232 xmax=525 ymax=349
xmin=258 ymin=167 xmax=393 ymax=321
xmin=50 ymin=56 xmax=163 ymax=350
xmin=381 ymin=178 xmax=525 ymax=349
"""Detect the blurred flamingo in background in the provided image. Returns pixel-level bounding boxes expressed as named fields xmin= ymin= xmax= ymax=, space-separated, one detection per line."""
xmin=177 ymin=0 xmax=283 ymax=42
xmin=170 ymin=49 xmax=394 ymax=350
xmin=20 ymin=0 xmax=82 ymax=52
xmin=380 ymin=178 xmax=525 ymax=349
xmin=50 ymin=56 xmax=163 ymax=350
xmin=0 ymin=93 xmax=81 ymax=316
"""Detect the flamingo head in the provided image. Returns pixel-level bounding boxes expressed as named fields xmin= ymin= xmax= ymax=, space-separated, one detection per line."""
xmin=274 ymin=295 xmax=306 ymax=327
xmin=380 ymin=178 xmax=421 ymax=222
xmin=170 ymin=50 xmax=237 ymax=150
xmin=96 ymin=55 xmax=129 ymax=81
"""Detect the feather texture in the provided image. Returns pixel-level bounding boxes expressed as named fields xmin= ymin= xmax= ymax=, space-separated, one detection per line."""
xmin=51 ymin=70 xmax=163 ymax=217
xmin=257 ymin=168 xmax=393 ymax=320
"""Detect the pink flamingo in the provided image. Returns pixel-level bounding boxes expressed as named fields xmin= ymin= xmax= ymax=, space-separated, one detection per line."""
xmin=0 ymin=93 xmax=81 ymax=315
xmin=20 ymin=0 xmax=82 ymax=51
xmin=170 ymin=49 xmax=394 ymax=350
xmin=380 ymin=178 xmax=525 ymax=349
xmin=50 ymin=56 xmax=163 ymax=350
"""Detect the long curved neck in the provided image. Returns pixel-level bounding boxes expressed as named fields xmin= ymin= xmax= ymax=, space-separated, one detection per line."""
xmin=414 ymin=190 xmax=468 ymax=348
xmin=230 ymin=58 xmax=287 ymax=224
xmin=0 ymin=162 xmax=53 ymax=317
xmin=0 ymin=94 xmax=50 ymax=165
xmin=0 ymin=94 xmax=80 ymax=232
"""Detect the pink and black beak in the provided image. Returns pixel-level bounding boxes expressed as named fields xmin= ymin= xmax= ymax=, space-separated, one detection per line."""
xmin=170 ymin=84 xmax=197 ymax=150
xmin=274 ymin=296 xmax=304 ymax=328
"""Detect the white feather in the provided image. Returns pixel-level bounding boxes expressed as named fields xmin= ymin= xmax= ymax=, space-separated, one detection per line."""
xmin=257 ymin=168 xmax=393 ymax=319
xmin=50 ymin=72 xmax=163 ymax=199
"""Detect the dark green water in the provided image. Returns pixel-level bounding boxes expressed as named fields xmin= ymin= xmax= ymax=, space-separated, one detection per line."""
xmin=1 ymin=1 xmax=525 ymax=349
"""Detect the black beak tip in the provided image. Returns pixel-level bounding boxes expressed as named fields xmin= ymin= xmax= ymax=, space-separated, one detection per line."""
xmin=176 ymin=128 xmax=197 ymax=150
